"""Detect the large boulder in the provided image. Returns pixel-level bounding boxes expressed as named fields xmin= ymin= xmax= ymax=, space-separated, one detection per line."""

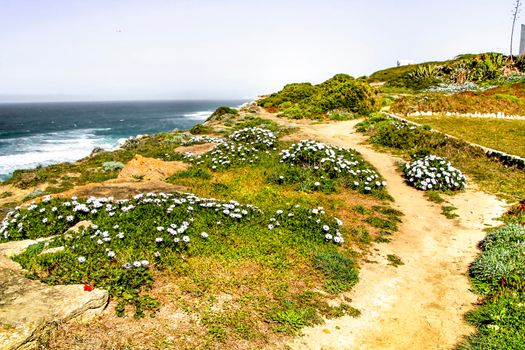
xmin=0 ymin=240 xmax=109 ymax=350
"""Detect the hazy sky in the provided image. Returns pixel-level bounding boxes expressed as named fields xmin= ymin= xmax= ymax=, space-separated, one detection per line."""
xmin=0 ymin=0 xmax=520 ymax=101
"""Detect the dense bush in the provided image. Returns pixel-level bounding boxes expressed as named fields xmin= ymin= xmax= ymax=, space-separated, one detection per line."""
xmin=260 ymin=83 xmax=319 ymax=108
xmin=258 ymin=74 xmax=380 ymax=119
xmin=207 ymin=106 xmax=239 ymax=121
xmin=190 ymin=123 xmax=213 ymax=135
xmin=403 ymin=155 xmax=466 ymax=191
xmin=480 ymin=223 xmax=525 ymax=250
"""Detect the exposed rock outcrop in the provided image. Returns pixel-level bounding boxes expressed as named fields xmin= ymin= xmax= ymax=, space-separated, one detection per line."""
xmin=0 ymin=240 xmax=109 ymax=350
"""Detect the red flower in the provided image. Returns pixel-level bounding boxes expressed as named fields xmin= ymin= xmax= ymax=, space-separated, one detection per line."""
xmin=83 ymin=284 xmax=94 ymax=292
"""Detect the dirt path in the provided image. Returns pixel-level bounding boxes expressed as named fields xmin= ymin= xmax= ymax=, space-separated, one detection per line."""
xmin=264 ymin=116 xmax=507 ymax=350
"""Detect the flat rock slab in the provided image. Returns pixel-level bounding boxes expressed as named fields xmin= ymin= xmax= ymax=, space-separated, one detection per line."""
xmin=0 ymin=240 xmax=109 ymax=350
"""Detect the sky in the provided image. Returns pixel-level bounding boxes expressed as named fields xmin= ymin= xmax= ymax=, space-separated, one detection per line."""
xmin=0 ymin=0 xmax=521 ymax=102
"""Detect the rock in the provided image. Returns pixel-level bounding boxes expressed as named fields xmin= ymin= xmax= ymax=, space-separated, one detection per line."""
xmin=89 ymin=147 xmax=106 ymax=157
xmin=117 ymin=155 xmax=188 ymax=181
xmin=0 ymin=240 xmax=109 ymax=350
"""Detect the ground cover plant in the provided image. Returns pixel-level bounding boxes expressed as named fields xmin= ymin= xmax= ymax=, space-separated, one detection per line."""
xmin=356 ymin=115 xmax=525 ymax=201
xmin=258 ymin=74 xmax=380 ymax=119
xmin=460 ymin=223 xmax=525 ymax=349
xmin=186 ymin=127 xmax=277 ymax=170
xmin=403 ymin=155 xmax=466 ymax=191
xmin=2 ymin=120 xmax=402 ymax=349
xmin=404 ymin=115 xmax=525 ymax=158
xmin=391 ymin=82 xmax=525 ymax=116
xmin=270 ymin=140 xmax=387 ymax=197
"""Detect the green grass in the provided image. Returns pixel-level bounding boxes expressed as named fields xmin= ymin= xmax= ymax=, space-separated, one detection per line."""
xmin=405 ymin=116 xmax=525 ymax=158
xmin=357 ymin=117 xmax=525 ymax=201
xmin=386 ymin=254 xmax=404 ymax=267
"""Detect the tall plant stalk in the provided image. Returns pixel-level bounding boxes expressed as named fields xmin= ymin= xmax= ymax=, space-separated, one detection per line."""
xmin=510 ymin=0 xmax=522 ymax=60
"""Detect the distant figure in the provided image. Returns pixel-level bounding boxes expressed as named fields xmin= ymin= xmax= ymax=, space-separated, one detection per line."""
xmin=520 ymin=24 xmax=525 ymax=55
xmin=397 ymin=59 xmax=415 ymax=67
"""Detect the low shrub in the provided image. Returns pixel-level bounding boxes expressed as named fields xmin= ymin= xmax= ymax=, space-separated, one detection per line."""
xmin=275 ymin=140 xmax=386 ymax=194
xmin=208 ymin=106 xmax=239 ymax=121
xmin=101 ymin=161 xmax=125 ymax=172
xmin=190 ymin=124 xmax=213 ymax=135
xmin=403 ymin=155 xmax=466 ymax=191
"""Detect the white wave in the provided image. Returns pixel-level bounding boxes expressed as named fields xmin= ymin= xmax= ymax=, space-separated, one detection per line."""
xmin=0 ymin=128 xmax=117 ymax=180
xmin=182 ymin=110 xmax=213 ymax=120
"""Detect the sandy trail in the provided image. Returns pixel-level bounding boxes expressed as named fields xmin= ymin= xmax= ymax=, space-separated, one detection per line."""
xmin=264 ymin=116 xmax=507 ymax=350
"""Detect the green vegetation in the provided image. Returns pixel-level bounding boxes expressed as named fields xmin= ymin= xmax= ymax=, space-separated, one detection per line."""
xmin=357 ymin=116 xmax=525 ymax=201
xmin=207 ymin=106 xmax=239 ymax=121
xmin=190 ymin=123 xmax=213 ymax=135
xmin=386 ymin=254 xmax=404 ymax=267
xmin=2 ymin=125 xmax=400 ymax=348
xmin=370 ymin=53 xmax=525 ymax=92
xmin=404 ymin=115 xmax=525 ymax=158
xmin=460 ymin=224 xmax=525 ymax=349
xmin=392 ymin=83 xmax=525 ymax=115
xmin=258 ymin=74 xmax=380 ymax=119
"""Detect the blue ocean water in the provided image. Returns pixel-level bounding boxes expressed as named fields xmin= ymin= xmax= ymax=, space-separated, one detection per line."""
xmin=0 ymin=100 xmax=247 ymax=181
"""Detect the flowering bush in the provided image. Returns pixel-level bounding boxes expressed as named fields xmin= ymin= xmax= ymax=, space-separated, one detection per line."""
xmin=403 ymin=155 xmax=466 ymax=191
xmin=274 ymin=140 xmax=386 ymax=194
xmin=187 ymin=127 xmax=277 ymax=170
xmin=2 ymin=191 xmax=346 ymax=317
xmin=182 ymin=135 xmax=224 ymax=145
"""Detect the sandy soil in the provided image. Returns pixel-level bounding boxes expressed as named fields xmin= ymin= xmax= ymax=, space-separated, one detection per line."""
xmin=263 ymin=116 xmax=507 ymax=350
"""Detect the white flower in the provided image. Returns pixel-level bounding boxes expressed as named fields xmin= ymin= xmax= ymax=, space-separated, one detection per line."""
xmin=314 ymin=181 xmax=320 ymax=186
xmin=268 ymin=224 xmax=274 ymax=230
xmin=108 ymin=251 xmax=115 ymax=258
xmin=182 ymin=236 xmax=190 ymax=242
xmin=201 ymin=232 xmax=209 ymax=238
xmin=325 ymin=234 xmax=333 ymax=240
xmin=42 ymin=218 xmax=48 ymax=223
xmin=154 ymin=251 xmax=161 ymax=258
xmin=155 ymin=237 xmax=163 ymax=243
xmin=174 ymin=237 xmax=180 ymax=243
xmin=77 ymin=256 xmax=86 ymax=263
xmin=323 ymin=225 xmax=330 ymax=231
xmin=133 ymin=261 xmax=142 ymax=268
xmin=156 ymin=226 xmax=164 ymax=231
xmin=141 ymin=260 xmax=149 ymax=267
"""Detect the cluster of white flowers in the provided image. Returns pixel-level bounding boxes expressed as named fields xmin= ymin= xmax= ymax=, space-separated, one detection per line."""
xmin=228 ymin=127 xmax=277 ymax=149
xmin=279 ymin=140 xmax=385 ymax=191
xmin=187 ymin=127 xmax=277 ymax=170
xmin=403 ymin=155 xmax=466 ymax=191
xmin=181 ymin=135 xmax=224 ymax=145
xmin=267 ymin=205 xmax=345 ymax=245
xmin=425 ymin=82 xmax=495 ymax=94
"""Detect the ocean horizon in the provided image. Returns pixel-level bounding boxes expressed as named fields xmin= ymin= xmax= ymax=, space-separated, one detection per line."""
xmin=0 ymin=99 xmax=248 ymax=181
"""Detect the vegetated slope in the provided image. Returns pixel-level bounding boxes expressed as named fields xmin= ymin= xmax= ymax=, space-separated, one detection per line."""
xmin=392 ymin=82 xmax=525 ymax=115
xmin=369 ymin=52 xmax=525 ymax=91
xmin=3 ymin=116 xmax=403 ymax=349
xmin=404 ymin=115 xmax=525 ymax=158
xmin=258 ymin=74 xmax=381 ymax=119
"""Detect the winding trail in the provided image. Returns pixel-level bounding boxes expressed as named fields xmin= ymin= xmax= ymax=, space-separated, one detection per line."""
xmin=264 ymin=116 xmax=508 ymax=350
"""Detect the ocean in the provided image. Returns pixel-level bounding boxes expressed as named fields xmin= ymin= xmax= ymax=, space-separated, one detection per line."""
xmin=0 ymin=100 xmax=247 ymax=181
